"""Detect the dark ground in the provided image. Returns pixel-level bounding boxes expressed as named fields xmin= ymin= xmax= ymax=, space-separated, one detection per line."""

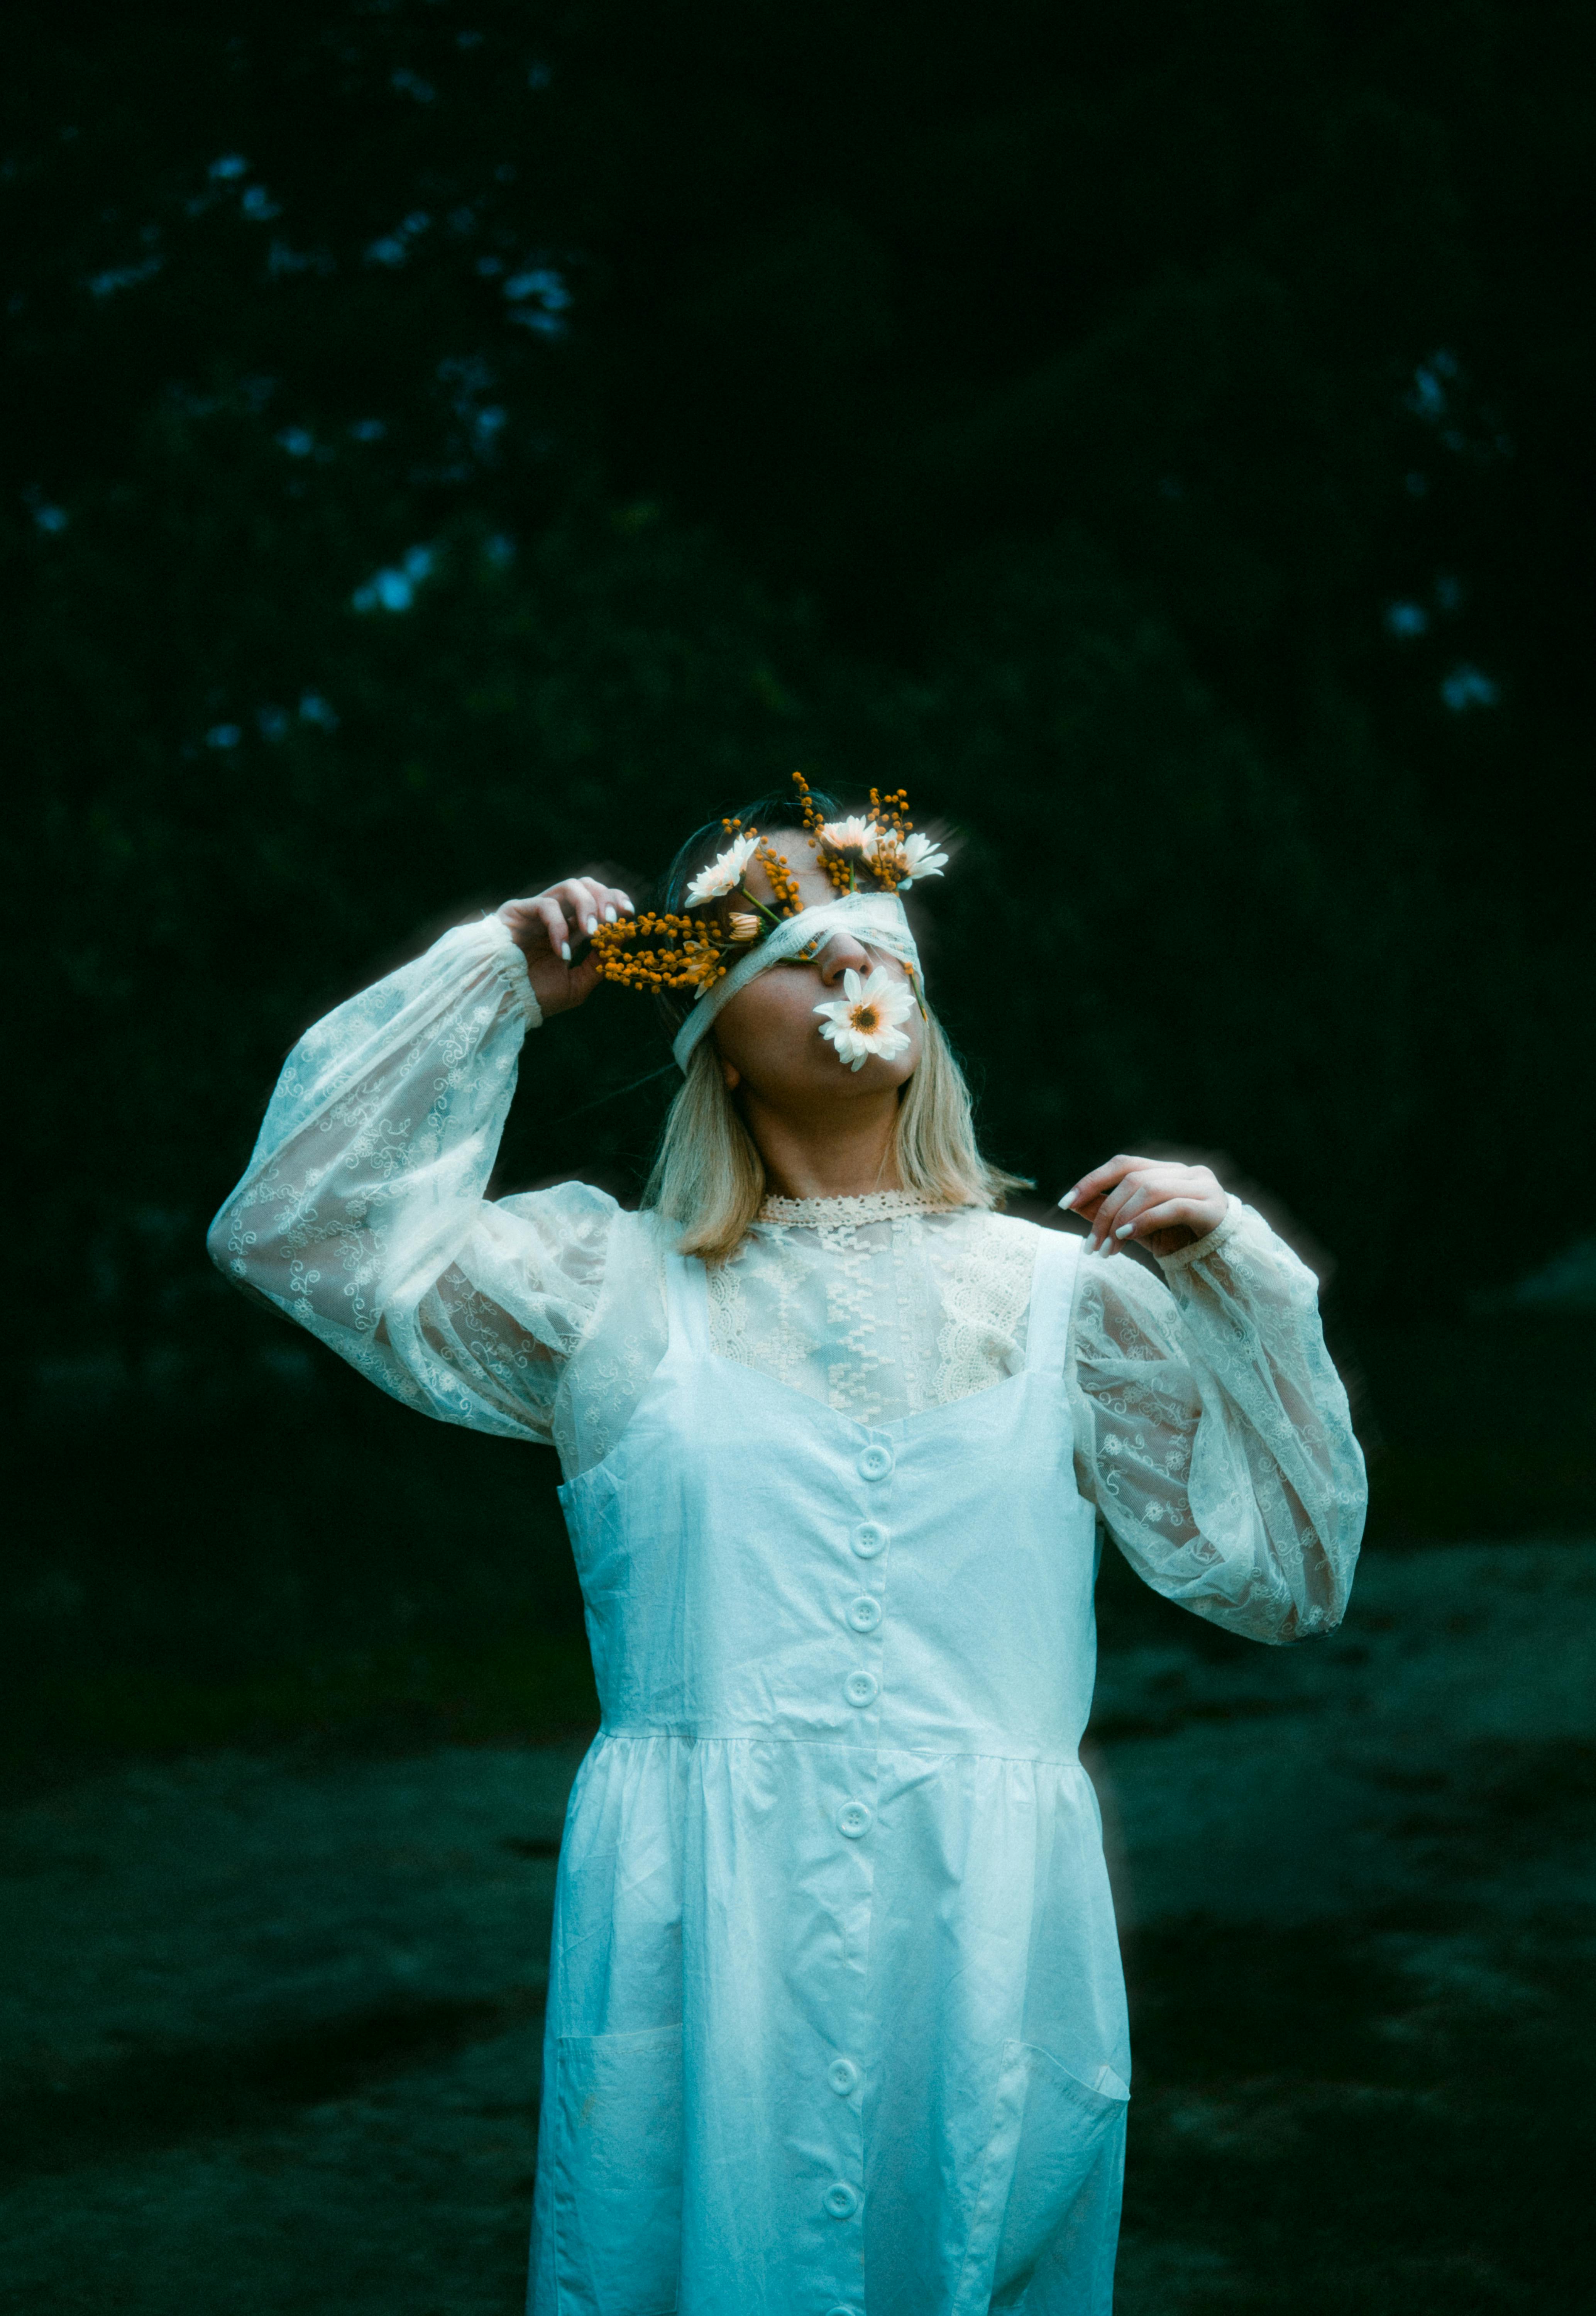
xmin=4 ymin=1542 xmax=1596 ymax=2314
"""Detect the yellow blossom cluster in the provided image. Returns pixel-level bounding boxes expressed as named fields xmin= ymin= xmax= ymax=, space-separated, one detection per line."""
xmin=591 ymin=774 xmax=944 ymax=1006
xmin=588 ymin=911 xmax=728 ymax=993
xmin=755 ymin=840 xmax=804 ymax=918
xmin=790 ymin=770 xmax=852 ymax=893
xmin=864 ymin=787 xmax=913 ymax=885
xmin=790 ymin=771 xmax=923 ymax=894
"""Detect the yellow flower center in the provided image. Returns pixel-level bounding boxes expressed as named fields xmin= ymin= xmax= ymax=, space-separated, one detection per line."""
xmin=851 ymin=1004 xmax=879 ymax=1032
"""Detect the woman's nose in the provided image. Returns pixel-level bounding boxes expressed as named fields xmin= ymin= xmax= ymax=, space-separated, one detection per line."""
xmin=816 ymin=933 xmax=874 ymax=985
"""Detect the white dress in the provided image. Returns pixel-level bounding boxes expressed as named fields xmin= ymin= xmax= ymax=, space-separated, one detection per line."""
xmin=209 ymin=915 xmax=1366 ymax=2316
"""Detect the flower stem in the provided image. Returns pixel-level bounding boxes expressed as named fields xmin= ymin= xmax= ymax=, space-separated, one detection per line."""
xmin=733 ymin=883 xmax=787 ymax=929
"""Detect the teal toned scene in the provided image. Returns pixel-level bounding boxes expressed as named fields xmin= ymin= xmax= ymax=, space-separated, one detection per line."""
xmin=5 ymin=6 xmax=1593 ymax=2313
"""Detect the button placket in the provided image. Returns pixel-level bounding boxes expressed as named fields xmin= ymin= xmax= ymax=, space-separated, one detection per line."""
xmin=839 ymin=1439 xmax=890 ymax=1720
xmin=814 ymin=1432 xmax=885 ymax=2299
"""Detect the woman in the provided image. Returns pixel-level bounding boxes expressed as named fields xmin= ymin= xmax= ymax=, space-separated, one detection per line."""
xmin=209 ymin=783 xmax=1365 ymax=2316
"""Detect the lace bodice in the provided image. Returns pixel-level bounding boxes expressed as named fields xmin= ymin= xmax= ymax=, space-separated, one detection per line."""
xmin=208 ymin=914 xmax=1365 ymax=1643
xmin=707 ymin=1197 xmax=1036 ymax=1427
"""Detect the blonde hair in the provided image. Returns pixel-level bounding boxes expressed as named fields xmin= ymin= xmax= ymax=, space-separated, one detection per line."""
xmin=645 ymin=1009 xmax=1027 ymax=1262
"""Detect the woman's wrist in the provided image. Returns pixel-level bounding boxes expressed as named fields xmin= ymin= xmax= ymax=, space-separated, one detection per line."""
xmin=496 ymin=875 xmax=636 ymax=1019
xmin=1154 ymin=1194 xmax=1244 ymax=1273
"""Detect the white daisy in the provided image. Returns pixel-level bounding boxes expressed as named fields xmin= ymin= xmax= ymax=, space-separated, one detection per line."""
xmin=818 ymin=815 xmax=879 ymax=855
xmin=895 ymin=830 xmax=948 ymax=889
xmin=684 ymin=832 xmax=760 ymax=907
xmin=813 ymin=966 xmax=916 ymax=1071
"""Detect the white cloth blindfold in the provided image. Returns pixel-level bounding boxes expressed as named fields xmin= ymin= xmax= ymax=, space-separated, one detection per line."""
xmin=670 ymin=892 xmax=922 ymax=1073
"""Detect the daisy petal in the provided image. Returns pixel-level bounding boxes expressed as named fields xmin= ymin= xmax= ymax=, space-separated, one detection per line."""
xmin=684 ymin=832 xmax=761 ymax=907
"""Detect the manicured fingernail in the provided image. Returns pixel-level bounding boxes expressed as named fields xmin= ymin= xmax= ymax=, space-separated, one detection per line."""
xmin=585 ymin=916 xmax=598 ymax=935
xmin=1115 ymin=1223 xmax=1134 ymax=1239
xmin=1059 ymin=1191 xmax=1077 ymax=1209
xmin=604 ymin=906 xmax=617 ymax=923
xmin=560 ymin=941 xmax=571 ymax=962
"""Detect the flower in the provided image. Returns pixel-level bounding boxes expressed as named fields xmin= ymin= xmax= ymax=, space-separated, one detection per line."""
xmin=813 ymin=966 xmax=916 ymax=1071
xmin=588 ymin=911 xmax=727 ymax=992
xmin=728 ymin=911 xmax=760 ymax=942
xmin=817 ymin=815 xmax=878 ymax=855
xmin=754 ymin=841 xmax=804 ymax=918
xmin=684 ymin=832 xmax=760 ymax=906
xmin=895 ymin=830 xmax=948 ymax=888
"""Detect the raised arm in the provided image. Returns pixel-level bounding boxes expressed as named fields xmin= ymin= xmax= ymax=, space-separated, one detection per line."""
xmin=207 ymin=877 xmax=633 ymax=1444
xmin=1061 ymin=1158 xmax=1365 ymax=1644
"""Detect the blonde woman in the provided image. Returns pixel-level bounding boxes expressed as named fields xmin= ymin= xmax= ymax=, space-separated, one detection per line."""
xmin=210 ymin=784 xmax=1364 ymax=2316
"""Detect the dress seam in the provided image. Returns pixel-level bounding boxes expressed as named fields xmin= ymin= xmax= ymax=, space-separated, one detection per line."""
xmin=592 ymin=1729 xmax=1084 ymax=1767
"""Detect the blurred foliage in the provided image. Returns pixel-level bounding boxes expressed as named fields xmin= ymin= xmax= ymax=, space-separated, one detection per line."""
xmin=6 ymin=0 xmax=1593 ymax=1410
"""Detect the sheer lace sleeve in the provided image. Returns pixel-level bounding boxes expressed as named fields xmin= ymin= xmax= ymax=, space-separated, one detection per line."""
xmin=206 ymin=914 xmax=619 ymax=1448
xmin=1065 ymin=1200 xmax=1365 ymax=1643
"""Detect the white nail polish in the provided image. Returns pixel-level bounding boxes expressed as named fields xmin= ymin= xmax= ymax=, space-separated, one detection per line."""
xmin=1116 ymin=1223 xmax=1134 ymax=1239
xmin=604 ymin=907 xmax=617 ymax=923
xmin=586 ymin=916 xmax=598 ymax=935
xmin=560 ymin=942 xmax=571 ymax=962
xmin=1059 ymin=1192 xmax=1076 ymax=1209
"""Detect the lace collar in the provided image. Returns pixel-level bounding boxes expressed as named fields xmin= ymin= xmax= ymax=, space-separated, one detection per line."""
xmin=757 ymin=1188 xmax=962 ymax=1228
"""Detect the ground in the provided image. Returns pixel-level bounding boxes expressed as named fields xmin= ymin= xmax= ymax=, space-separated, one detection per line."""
xmin=3 ymin=1540 xmax=1594 ymax=2314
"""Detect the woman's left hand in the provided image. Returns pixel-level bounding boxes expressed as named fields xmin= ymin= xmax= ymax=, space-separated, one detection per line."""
xmin=1061 ymin=1153 xmax=1228 ymax=1258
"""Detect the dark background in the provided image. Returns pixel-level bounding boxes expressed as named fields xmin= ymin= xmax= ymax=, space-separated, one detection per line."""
xmin=5 ymin=5 xmax=1594 ymax=2311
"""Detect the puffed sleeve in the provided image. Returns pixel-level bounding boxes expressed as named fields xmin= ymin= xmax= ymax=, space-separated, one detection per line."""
xmin=206 ymin=914 xmax=616 ymax=1445
xmin=1064 ymin=1199 xmax=1366 ymax=1643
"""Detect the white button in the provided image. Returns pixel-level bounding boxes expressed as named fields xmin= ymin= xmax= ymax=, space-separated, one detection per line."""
xmin=856 ymin=1443 xmax=893 ymax=1481
xmin=843 ymin=1669 xmax=878 ymax=1709
xmin=836 ymin=1801 xmax=872 ymax=1840
xmin=823 ymin=2181 xmax=860 ymax=2220
xmin=827 ymin=2057 xmax=860 ymax=2096
xmin=846 ymin=1595 xmax=882 ymax=1633
xmin=853 ymin=1521 xmax=888 ymax=1559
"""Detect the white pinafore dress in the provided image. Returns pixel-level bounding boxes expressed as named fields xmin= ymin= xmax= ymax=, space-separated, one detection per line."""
xmin=529 ymin=1221 xmax=1132 ymax=2316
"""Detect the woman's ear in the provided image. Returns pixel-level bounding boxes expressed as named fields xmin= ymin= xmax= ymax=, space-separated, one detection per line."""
xmin=720 ymin=1055 xmax=742 ymax=1092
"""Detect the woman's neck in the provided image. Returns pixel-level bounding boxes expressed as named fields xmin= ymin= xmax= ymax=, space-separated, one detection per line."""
xmin=741 ymin=1088 xmax=903 ymax=1201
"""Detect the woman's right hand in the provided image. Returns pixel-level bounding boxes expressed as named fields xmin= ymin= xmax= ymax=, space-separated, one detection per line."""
xmin=498 ymin=876 xmax=635 ymax=1017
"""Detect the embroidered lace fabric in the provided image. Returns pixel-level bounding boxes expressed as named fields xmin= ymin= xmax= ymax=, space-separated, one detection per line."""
xmin=705 ymin=1203 xmax=1036 ymax=1425
xmin=758 ymin=1190 xmax=958 ymax=1226
xmin=209 ymin=914 xmax=1365 ymax=1642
